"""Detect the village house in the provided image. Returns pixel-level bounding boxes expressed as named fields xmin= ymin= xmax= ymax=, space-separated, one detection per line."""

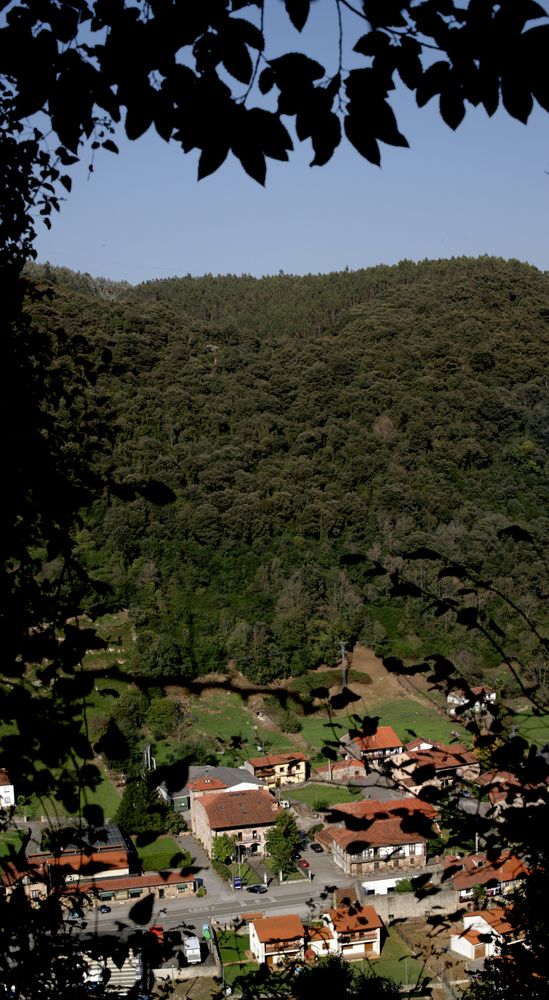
xmin=80 ymin=869 xmax=197 ymax=904
xmin=157 ymin=764 xmax=261 ymax=813
xmin=243 ymin=752 xmax=308 ymax=789
xmin=447 ymin=686 xmax=497 ymax=718
xmin=0 ymin=768 xmax=15 ymax=809
xmin=449 ymin=907 xmax=524 ymax=961
xmin=318 ymin=902 xmax=383 ymax=960
xmin=392 ymin=737 xmax=480 ymax=793
xmin=249 ymin=914 xmax=306 ymax=968
xmin=442 ymin=850 xmax=528 ymax=902
xmin=475 ymin=769 xmax=546 ymax=814
xmin=312 ymin=758 xmax=367 ymax=784
xmin=26 ymin=824 xmax=133 ymax=889
xmin=318 ymin=797 xmax=438 ymax=876
xmin=193 ymin=788 xmax=280 ymax=858
xmin=0 ymin=857 xmax=49 ymax=904
xmin=342 ymin=726 xmax=403 ymax=764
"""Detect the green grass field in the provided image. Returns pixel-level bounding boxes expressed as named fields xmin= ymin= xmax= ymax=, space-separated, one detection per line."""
xmin=189 ymin=691 xmax=296 ymax=756
xmin=362 ymin=926 xmax=425 ymax=985
xmin=286 ymin=783 xmax=362 ymax=806
xmin=369 ymin=699 xmax=470 ymax=746
xmin=26 ymin=767 xmax=121 ymax=823
xmin=0 ymin=830 xmax=25 ymax=858
xmin=509 ymin=711 xmax=549 ymax=748
xmin=131 ymin=834 xmax=184 ymax=870
xmin=216 ymin=929 xmax=250 ymax=963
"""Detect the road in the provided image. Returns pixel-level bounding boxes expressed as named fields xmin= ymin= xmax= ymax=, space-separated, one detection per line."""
xmin=77 ymin=842 xmax=355 ymax=941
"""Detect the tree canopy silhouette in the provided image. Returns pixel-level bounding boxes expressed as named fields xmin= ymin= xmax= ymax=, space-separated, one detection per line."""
xmin=1 ymin=0 xmax=549 ymax=260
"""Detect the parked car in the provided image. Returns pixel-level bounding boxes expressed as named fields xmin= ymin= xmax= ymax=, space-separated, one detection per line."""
xmin=99 ymin=904 xmax=111 ymax=914
xmin=183 ymin=935 xmax=202 ymax=965
xmin=246 ymin=884 xmax=267 ymax=894
xmin=310 ymin=843 xmax=323 ymax=854
xmin=297 ymin=858 xmax=310 ymax=869
xmin=67 ymin=910 xmax=83 ymax=921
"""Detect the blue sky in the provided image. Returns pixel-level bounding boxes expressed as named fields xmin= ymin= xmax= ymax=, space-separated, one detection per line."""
xmin=32 ymin=3 xmax=549 ymax=284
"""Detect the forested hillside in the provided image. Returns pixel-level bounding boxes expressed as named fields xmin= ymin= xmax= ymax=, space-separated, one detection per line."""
xmin=27 ymin=257 xmax=548 ymax=696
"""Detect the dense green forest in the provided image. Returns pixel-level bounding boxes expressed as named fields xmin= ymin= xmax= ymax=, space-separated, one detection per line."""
xmin=26 ymin=256 xmax=548 ymax=696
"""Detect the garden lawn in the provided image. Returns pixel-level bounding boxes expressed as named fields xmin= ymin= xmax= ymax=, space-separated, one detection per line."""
xmin=372 ymin=699 xmax=470 ymax=746
xmin=223 ymin=962 xmax=260 ymax=986
xmin=511 ymin=712 xmax=549 ymax=748
xmin=26 ymin=767 xmax=120 ymax=822
xmin=80 ymin=767 xmax=121 ymax=821
xmin=0 ymin=830 xmax=25 ymax=858
xmin=362 ymin=926 xmax=425 ymax=985
xmin=216 ymin=930 xmax=250 ymax=964
xmin=297 ymin=714 xmax=352 ymax=754
xmin=189 ymin=691 xmax=296 ymax=755
xmin=286 ymin=784 xmax=362 ymax=806
xmin=132 ymin=835 xmax=184 ymax=870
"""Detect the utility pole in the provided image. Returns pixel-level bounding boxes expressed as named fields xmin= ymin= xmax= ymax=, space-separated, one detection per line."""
xmin=339 ymin=641 xmax=348 ymax=688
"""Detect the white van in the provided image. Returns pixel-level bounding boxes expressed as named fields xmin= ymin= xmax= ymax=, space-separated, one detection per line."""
xmin=183 ymin=936 xmax=202 ymax=965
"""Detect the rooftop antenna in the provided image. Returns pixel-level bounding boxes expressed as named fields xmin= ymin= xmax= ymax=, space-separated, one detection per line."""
xmin=340 ymin=640 xmax=348 ymax=688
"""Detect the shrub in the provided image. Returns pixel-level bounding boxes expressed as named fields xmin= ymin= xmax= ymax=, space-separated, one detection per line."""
xmin=395 ymin=878 xmax=414 ymax=893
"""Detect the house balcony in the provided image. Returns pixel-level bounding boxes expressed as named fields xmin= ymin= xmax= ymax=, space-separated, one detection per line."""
xmin=265 ymin=942 xmax=303 ymax=955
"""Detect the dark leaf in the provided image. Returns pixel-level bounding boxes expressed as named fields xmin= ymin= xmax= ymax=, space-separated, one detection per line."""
xmin=82 ymin=804 xmax=105 ymax=827
xmin=497 ymin=524 xmax=534 ymax=544
xmin=137 ymin=480 xmax=176 ymax=505
xmin=440 ymin=86 xmax=465 ymax=129
xmin=487 ymin=618 xmax=506 ymax=639
xmin=502 ymin=72 xmax=533 ymax=123
xmin=353 ymin=31 xmax=390 ymax=58
xmin=321 ymin=746 xmax=338 ymax=761
xmin=340 ymin=553 xmax=366 ymax=565
xmin=438 ymin=564 xmax=468 ymax=580
xmin=344 ymin=113 xmax=381 ymax=166
xmin=389 ymin=580 xmax=422 ymax=598
xmin=222 ymin=39 xmax=253 ymax=84
xmin=125 ymin=101 xmax=153 ymax=140
xmin=102 ymin=139 xmax=119 ymax=154
xmin=259 ymin=66 xmax=275 ymax=94
xmin=233 ymin=144 xmax=266 ymax=185
xmin=284 ymin=0 xmax=311 ymax=32
xmin=403 ymin=547 xmax=441 ymax=561
xmin=129 ymin=893 xmax=155 ymax=925
xmin=456 ymin=607 xmax=479 ymax=629
xmin=198 ymin=144 xmax=229 ymax=180
xmin=329 ymin=687 xmax=361 ymax=710
xmin=416 ymin=60 xmax=451 ymax=107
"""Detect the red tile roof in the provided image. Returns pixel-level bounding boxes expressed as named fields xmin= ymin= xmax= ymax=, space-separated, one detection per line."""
xmin=307 ymin=925 xmax=334 ymax=942
xmin=407 ymin=743 xmax=478 ymax=771
xmin=327 ymin=904 xmax=382 ymax=933
xmin=443 ymin=851 xmax=528 ymax=891
xmin=467 ymin=907 xmax=518 ymax=938
xmin=0 ymin=769 xmax=12 ymax=786
xmin=1 ymin=859 xmax=46 ymax=888
xmin=323 ymin=822 xmax=427 ymax=851
xmin=252 ymin=914 xmax=305 ymax=943
xmin=350 ymin=726 xmax=402 ymax=753
xmin=66 ymin=870 xmax=196 ymax=893
xmin=200 ymin=789 xmax=279 ymax=830
xmin=332 ymin=797 xmax=437 ymax=821
xmin=246 ymin=752 xmax=307 ymax=769
xmin=189 ymin=777 xmax=227 ymax=792
xmin=322 ymin=797 xmax=436 ymax=851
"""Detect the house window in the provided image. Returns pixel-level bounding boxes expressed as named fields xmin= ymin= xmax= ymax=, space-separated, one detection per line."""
xmin=236 ymin=832 xmax=242 ymax=841
xmin=252 ymin=830 xmax=258 ymax=840
xmin=31 ymin=890 xmax=40 ymax=900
